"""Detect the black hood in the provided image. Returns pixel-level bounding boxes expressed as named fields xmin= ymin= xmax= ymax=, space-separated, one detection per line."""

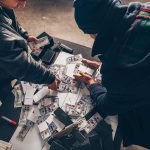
xmin=74 ymin=0 xmax=128 ymax=57
xmin=74 ymin=0 xmax=115 ymax=34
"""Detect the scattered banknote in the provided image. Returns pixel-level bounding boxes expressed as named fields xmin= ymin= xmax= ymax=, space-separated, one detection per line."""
xmin=61 ymin=74 xmax=78 ymax=87
xmin=66 ymin=54 xmax=82 ymax=64
xmin=39 ymin=106 xmax=51 ymax=116
xmin=39 ymin=96 xmax=59 ymax=113
xmin=58 ymin=82 xmax=78 ymax=94
xmin=24 ymin=85 xmax=36 ymax=106
xmin=83 ymin=113 xmax=102 ymax=134
xmin=49 ymin=64 xmax=66 ymax=79
xmin=74 ymin=63 xmax=94 ymax=76
xmin=65 ymin=104 xmax=77 ymax=117
xmin=18 ymin=106 xmax=29 ymax=126
xmin=75 ymin=98 xmax=93 ymax=118
xmin=76 ymin=118 xmax=88 ymax=131
xmin=33 ymin=86 xmax=50 ymax=103
xmin=45 ymin=115 xmax=65 ymax=132
xmin=13 ymin=84 xmax=24 ymax=108
xmin=17 ymin=120 xmax=35 ymax=141
xmin=29 ymin=36 xmax=50 ymax=51
xmin=38 ymin=121 xmax=51 ymax=140
xmin=36 ymin=114 xmax=50 ymax=125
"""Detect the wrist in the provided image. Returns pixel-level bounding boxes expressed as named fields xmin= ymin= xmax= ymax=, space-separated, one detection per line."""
xmin=87 ymin=79 xmax=96 ymax=85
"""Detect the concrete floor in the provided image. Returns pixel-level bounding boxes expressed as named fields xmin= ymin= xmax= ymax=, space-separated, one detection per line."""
xmin=16 ymin=0 xmax=149 ymax=150
xmin=16 ymin=0 xmax=93 ymax=48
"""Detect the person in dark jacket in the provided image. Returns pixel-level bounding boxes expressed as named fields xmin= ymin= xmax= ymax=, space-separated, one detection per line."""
xmin=0 ymin=0 xmax=59 ymax=89
xmin=74 ymin=0 xmax=150 ymax=148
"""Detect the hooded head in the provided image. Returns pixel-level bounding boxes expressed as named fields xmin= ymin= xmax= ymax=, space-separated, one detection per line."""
xmin=74 ymin=0 xmax=127 ymax=57
xmin=74 ymin=0 xmax=115 ymax=34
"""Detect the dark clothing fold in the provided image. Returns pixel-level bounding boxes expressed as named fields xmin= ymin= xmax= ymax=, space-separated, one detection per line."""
xmin=0 ymin=7 xmax=55 ymax=87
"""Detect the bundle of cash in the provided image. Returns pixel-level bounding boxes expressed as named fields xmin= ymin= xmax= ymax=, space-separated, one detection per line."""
xmin=74 ymin=63 xmax=94 ymax=76
xmin=0 ymin=140 xmax=12 ymax=150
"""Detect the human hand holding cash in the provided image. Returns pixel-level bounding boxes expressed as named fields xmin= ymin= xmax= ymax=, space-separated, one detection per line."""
xmin=74 ymin=72 xmax=96 ymax=85
xmin=29 ymin=36 xmax=49 ymax=52
xmin=27 ymin=35 xmax=38 ymax=43
xmin=48 ymin=78 xmax=60 ymax=91
xmin=82 ymin=59 xmax=101 ymax=70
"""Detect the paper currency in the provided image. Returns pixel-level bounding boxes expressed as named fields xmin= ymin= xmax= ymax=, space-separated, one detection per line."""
xmin=38 ymin=121 xmax=51 ymax=140
xmin=19 ymin=106 xmax=29 ymax=126
xmin=27 ymin=107 xmax=37 ymax=123
xmin=74 ymin=63 xmax=94 ymax=76
xmin=39 ymin=106 xmax=51 ymax=116
xmin=12 ymin=84 xmax=24 ymax=108
xmin=58 ymin=82 xmax=78 ymax=94
xmin=36 ymin=114 xmax=49 ymax=125
xmin=66 ymin=54 xmax=82 ymax=64
xmin=29 ymin=36 xmax=50 ymax=51
xmin=49 ymin=64 xmax=66 ymax=79
xmin=83 ymin=113 xmax=102 ymax=134
xmin=24 ymin=85 xmax=36 ymax=106
xmin=0 ymin=140 xmax=12 ymax=150
xmin=17 ymin=120 xmax=35 ymax=141
xmin=76 ymin=118 xmax=88 ymax=131
xmin=61 ymin=74 xmax=78 ymax=86
xmin=33 ymin=87 xmax=50 ymax=103
xmin=46 ymin=115 xmax=65 ymax=132
xmin=39 ymin=97 xmax=59 ymax=112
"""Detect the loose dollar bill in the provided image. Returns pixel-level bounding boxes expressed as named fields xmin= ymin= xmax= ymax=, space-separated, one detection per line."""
xmin=13 ymin=84 xmax=24 ymax=108
xmin=18 ymin=106 xmax=29 ymax=126
xmin=17 ymin=120 xmax=35 ymax=141
xmin=66 ymin=54 xmax=82 ymax=64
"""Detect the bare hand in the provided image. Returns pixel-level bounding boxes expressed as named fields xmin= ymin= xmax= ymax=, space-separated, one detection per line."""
xmin=48 ymin=79 xmax=60 ymax=91
xmin=74 ymin=72 xmax=96 ymax=85
xmin=27 ymin=35 xmax=38 ymax=42
xmin=82 ymin=59 xmax=101 ymax=70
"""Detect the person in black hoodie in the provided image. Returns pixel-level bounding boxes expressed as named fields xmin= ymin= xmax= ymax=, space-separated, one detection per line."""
xmin=0 ymin=0 xmax=59 ymax=90
xmin=74 ymin=0 xmax=150 ymax=148
xmin=74 ymin=0 xmax=150 ymax=118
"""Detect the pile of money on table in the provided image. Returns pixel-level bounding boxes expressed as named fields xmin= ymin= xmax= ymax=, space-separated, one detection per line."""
xmin=12 ymin=54 xmax=113 ymax=150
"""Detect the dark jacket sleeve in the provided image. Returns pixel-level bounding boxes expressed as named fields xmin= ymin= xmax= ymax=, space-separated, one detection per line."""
xmin=0 ymin=32 xmax=55 ymax=84
xmin=16 ymin=22 xmax=29 ymax=40
xmin=89 ymin=83 xmax=138 ymax=118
